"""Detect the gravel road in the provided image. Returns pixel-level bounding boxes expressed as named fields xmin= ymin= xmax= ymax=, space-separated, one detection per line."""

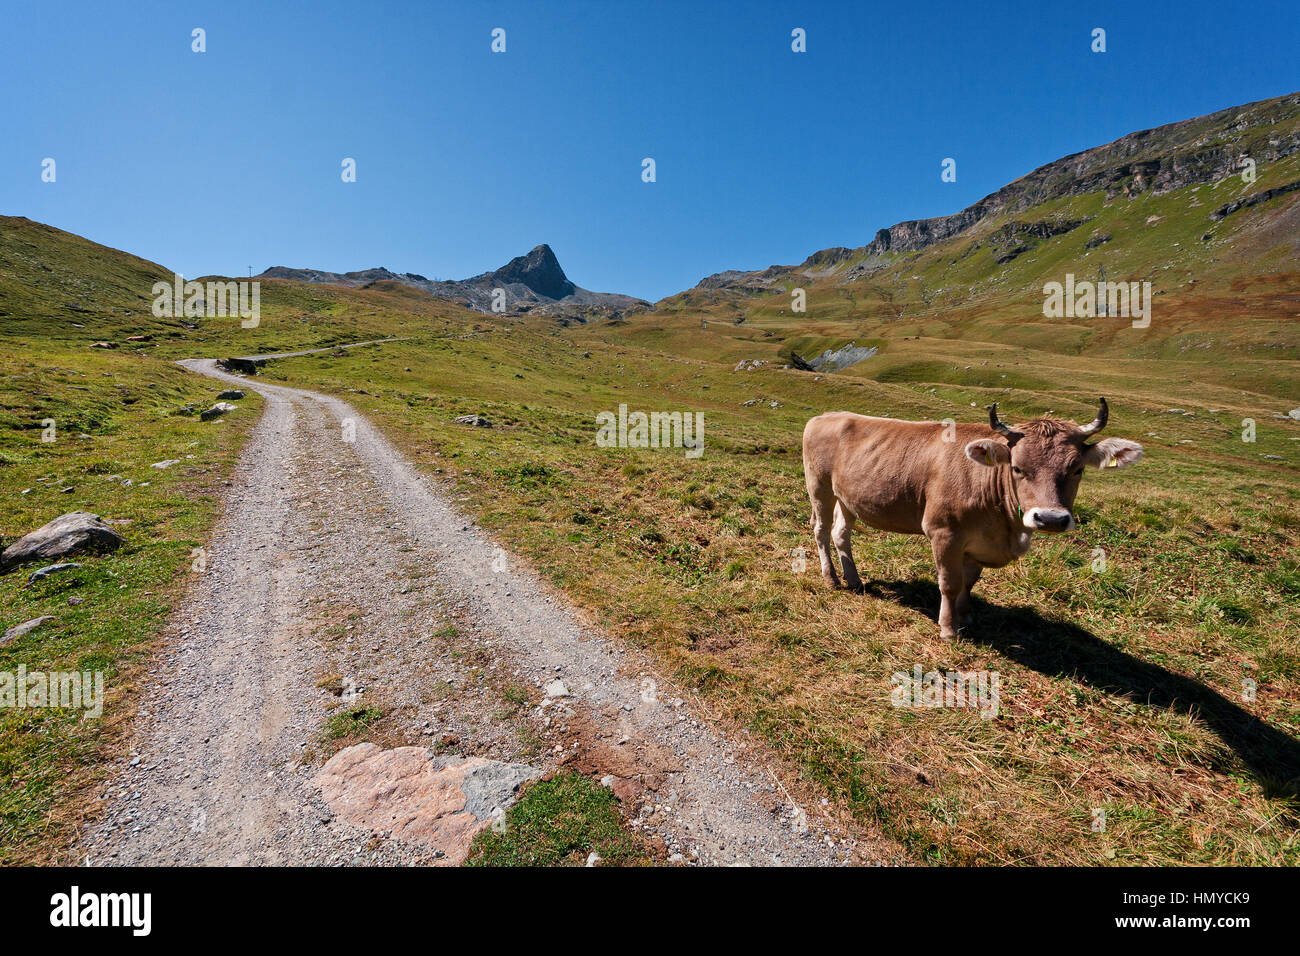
xmin=84 ymin=354 xmax=875 ymax=866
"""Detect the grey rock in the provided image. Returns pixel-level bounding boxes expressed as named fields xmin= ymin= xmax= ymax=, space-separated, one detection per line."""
xmin=28 ymin=562 xmax=83 ymax=583
xmin=454 ymin=414 xmax=492 ymax=428
xmin=2 ymin=615 xmax=56 ymax=644
xmin=805 ymin=342 xmax=879 ymax=373
xmin=446 ymin=757 xmax=542 ymax=821
xmin=200 ymin=402 xmax=238 ymax=421
xmin=217 ymin=390 xmax=246 ymax=400
xmin=0 ymin=511 xmax=125 ymax=574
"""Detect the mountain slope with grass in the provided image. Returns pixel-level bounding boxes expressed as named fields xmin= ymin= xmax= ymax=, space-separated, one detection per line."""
xmin=660 ymin=90 xmax=1300 ymax=358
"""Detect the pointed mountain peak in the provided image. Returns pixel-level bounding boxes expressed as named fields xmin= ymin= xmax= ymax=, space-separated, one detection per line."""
xmin=487 ymin=244 xmax=573 ymax=300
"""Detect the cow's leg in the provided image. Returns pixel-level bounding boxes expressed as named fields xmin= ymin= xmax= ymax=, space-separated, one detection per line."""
xmin=832 ymin=502 xmax=862 ymax=592
xmin=807 ymin=486 xmax=840 ymax=589
xmin=958 ymin=559 xmax=982 ymax=629
xmin=928 ymin=533 xmax=967 ymax=639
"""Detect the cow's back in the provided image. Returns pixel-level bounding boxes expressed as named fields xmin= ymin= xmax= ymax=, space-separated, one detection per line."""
xmin=803 ymin=411 xmax=969 ymax=535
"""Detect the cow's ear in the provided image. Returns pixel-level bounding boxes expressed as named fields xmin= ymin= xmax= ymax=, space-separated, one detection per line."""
xmin=965 ymin=439 xmax=1011 ymax=467
xmin=1083 ymin=438 xmax=1144 ymax=470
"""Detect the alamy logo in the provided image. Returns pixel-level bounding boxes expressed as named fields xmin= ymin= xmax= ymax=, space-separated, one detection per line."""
xmin=596 ymin=403 xmax=704 ymax=458
xmin=890 ymin=665 xmax=1000 ymax=718
xmin=152 ymin=273 xmax=260 ymax=328
xmin=50 ymin=886 xmax=150 ymax=936
xmin=1043 ymin=274 xmax=1151 ymax=328
xmin=0 ymin=666 xmax=103 ymax=719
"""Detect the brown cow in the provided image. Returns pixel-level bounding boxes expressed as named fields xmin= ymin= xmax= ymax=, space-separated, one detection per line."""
xmin=802 ymin=399 xmax=1143 ymax=638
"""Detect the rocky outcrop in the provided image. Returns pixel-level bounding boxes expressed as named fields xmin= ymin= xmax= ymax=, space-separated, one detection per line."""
xmin=806 ymin=343 xmax=879 ymax=372
xmin=1209 ymin=179 xmax=1300 ymax=220
xmin=841 ymin=94 xmax=1300 ymax=262
xmin=0 ymin=512 xmax=125 ymax=574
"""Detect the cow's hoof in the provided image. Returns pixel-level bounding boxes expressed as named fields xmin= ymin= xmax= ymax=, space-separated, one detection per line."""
xmin=844 ymin=580 xmax=865 ymax=595
xmin=939 ymin=627 xmax=960 ymax=640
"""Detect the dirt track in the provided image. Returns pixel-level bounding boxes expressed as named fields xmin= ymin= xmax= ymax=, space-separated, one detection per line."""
xmin=84 ymin=355 xmax=876 ymax=866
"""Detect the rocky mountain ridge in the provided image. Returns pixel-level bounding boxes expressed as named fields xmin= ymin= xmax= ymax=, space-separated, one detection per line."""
xmin=261 ymin=244 xmax=647 ymax=320
xmin=684 ymin=90 xmax=1300 ymax=297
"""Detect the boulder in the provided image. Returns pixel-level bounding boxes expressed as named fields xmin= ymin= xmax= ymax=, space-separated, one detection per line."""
xmin=454 ymin=414 xmax=492 ymax=428
xmin=217 ymin=390 xmax=246 ymax=400
xmin=0 ymin=512 xmax=124 ymax=574
xmin=313 ymin=744 xmax=538 ymax=863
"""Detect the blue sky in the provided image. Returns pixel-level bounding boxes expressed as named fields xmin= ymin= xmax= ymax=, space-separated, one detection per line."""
xmin=3 ymin=0 xmax=1296 ymax=301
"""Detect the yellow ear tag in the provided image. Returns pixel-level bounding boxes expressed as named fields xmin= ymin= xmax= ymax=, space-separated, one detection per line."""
xmin=984 ymin=450 xmax=995 ymax=466
xmin=1105 ymin=458 xmax=1119 ymax=468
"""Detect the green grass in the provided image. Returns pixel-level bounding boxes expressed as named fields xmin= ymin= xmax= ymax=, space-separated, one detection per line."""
xmin=0 ymin=340 xmax=260 ymax=863
xmin=465 ymin=771 xmax=654 ymax=866
xmin=321 ymin=705 xmax=385 ymax=741
xmin=258 ymin=298 xmax=1300 ymax=865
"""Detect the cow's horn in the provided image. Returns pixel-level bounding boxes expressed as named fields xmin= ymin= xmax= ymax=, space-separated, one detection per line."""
xmin=987 ymin=403 xmax=1022 ymax=441
xmin=1078 ymin=397 xmax=1109 ymax=436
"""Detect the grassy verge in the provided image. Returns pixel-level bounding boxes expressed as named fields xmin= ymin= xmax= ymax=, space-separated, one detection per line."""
xmin=0 ymin=340 xmax=260 ymax=863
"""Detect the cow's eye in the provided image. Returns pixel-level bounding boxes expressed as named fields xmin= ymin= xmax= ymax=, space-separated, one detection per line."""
xmin=1011 ymin=466 xmax=1023 ymax=476
xmin=1073 ymin=467 xmax=1085 ymax=477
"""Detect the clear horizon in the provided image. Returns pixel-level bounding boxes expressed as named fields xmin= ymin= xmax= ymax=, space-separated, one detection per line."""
xmin=3 ymin=0 xmax=1297 ymax=301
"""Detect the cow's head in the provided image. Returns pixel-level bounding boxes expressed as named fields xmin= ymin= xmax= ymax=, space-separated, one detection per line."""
xmin=964 ymin=398 xmax=1143 ymax=533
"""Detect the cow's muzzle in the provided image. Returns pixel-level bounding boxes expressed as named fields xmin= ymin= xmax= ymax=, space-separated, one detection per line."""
xmin=1023 ymin=507 xmax=1075 ymax=533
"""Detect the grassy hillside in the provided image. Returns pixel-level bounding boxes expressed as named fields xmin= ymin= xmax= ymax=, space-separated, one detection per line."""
xmin=0 ymin=216 xmax=485 ymax=357
xmin=655 ymin=91 xmax=1300 ymax=370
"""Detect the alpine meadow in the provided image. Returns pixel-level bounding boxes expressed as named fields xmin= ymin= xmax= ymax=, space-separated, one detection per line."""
xmin=1 ymin=4 xmax=1297 ymax=897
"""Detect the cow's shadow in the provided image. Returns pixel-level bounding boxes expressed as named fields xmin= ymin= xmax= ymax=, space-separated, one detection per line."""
xmin=861 ymin=578 xmax=1300 ymax=796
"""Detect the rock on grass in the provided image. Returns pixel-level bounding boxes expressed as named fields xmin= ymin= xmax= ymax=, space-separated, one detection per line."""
xmin=0 ymin=512 xmax=124 ymax=574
